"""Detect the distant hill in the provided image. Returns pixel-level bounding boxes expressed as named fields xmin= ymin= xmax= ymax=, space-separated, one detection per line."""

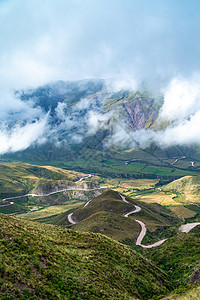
xmin=163 ymin=175 xmax=200 ymax=203
xmin=0 ymin=162 xmax=101 ymax=215
xmin=0 ymin=213 xmax=172 ymax=299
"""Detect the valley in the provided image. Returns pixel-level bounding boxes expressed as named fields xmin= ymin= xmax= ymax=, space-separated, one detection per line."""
xmin=1 ymin=161 xmax=200 ymax=299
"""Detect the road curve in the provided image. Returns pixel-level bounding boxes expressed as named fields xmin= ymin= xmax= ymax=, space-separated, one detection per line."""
xmin=179 ymin=222 xmax=200 ymax=233
xmin=120 ymin=194 xmax=167 ymax=248
xmin=57 ymin=191 xmax=200 ymax=248
xmin=68 ymin=213 xmax=77 ymax=224
xmin=76 ymin=174 xmax=92 ymax=182
xmin=120 ymin=194 xmax=129 ymax=203
xmin=120 ymin=193 xmax=141 ymax=216
xmin=134 ymin=219 xmax=167 ymax=248
xmin=84 ymin=200 xmax=92 ymax=207
xmin=124 ymin=206 xmax=141 ymax=217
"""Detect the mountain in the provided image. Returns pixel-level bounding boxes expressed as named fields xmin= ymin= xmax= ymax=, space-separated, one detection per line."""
xmin=2 ymin=79 xmax=200 ymax=180
xmin=0 ymin=213 xmax=172 ymax=299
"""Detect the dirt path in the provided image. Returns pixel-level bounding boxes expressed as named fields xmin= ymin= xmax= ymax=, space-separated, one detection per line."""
xmin=67 ymin=213 xmax=77 ymax=224
xmin=134 ymin=219 xmax=167 ymax=248
xmin=120 ymin=193 xmax=141 ymax=215
xmin=124 ymin=206 xmax=141 ymax=217
xmin=84 ymin=200 xmax=92 ymax=207
xmin=120 ymin=194 xmax=167 ymax=248
xmin=76 ymin=174 xmax=92 ymax=182
xmin=1 ymin=179 xmax=107 ymax=207
xmin=179 ymin=222 xmax=200 ymax=233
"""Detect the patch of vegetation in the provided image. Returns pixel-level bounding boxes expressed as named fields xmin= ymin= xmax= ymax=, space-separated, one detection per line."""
xmin=0 ymin=162 xmax=85 ymax=200
xmin=147 ymin=230 xmax=200 ymax=288
xmin=0 ymin=213 xmax=172 ymax=299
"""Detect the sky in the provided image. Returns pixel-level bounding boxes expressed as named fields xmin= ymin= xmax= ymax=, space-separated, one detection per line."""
xmin=1 ymin=0 xmax=200 ymax=87
xmin=1 ymin=0 xmax=200 ymax=153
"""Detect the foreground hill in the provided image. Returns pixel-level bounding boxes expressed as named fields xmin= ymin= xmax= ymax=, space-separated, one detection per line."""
xmin=0 ymin=213 xmax=172 ymax=299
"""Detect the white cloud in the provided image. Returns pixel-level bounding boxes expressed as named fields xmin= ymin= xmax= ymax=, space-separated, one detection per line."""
xmin=159 ymin=77 xmax=200 ymax=121
xmin=87 ymin=111 xmax=110 ymax=135
xmin=74 ymin=98 xmax=91 ymax=111
xmin=0 ymin=115 xmax=48 ymax=154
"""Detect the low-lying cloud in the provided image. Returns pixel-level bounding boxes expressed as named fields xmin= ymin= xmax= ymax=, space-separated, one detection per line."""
xmin=0 ymin=115 xmax=48 ymax=154
xmin=1 ymin=0 xmax=200 ymax=153
xmin=108 ymin=76 xmax=200 ymax=149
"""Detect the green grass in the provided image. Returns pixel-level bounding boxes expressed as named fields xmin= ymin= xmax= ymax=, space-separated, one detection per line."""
xmin=0 ymin=162 xmax=86 ymax=200
xmin=16 ymin=201 xmax=83 ymax=220
xmin=168 ymin=285 xmax=200 ymax=299
xmin=147 ymin=227 xmax=200 ymax=288
xmin=0 ymin=203 xmax=28 ymax=215
xmin=73 ymin=211 xmax=141 ymax=242
xmin=0 ymin=213 xmax=172 ymax=299
xmin=38 ymin=190 xmax=181 ymax=247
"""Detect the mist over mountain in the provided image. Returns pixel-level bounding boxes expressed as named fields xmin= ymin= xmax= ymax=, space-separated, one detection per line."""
xmin=1 ymin=77 xmax=200 ymax=158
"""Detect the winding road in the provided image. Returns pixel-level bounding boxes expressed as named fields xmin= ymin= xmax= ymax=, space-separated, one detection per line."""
xmin=134 ymin=219 xmax=167 ymax=248
xmin=0 ymin=174 xmax=107 ymax=208
xmin=67 ymin=191 xmax=200 ymax=248
xmin=2 ymin=172 xmax=199 ymax=248
xmin=120 ymin=194 xmax=167 ymax=248
xmin=76 ymin=174 xmax=92 ymax=182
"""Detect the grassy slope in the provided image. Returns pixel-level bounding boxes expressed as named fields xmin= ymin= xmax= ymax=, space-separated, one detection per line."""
xmin=73 ymin=212 xmax=141 ymax=242
xmin=0 ymin=162 xmax=95 ymax=215
xmin=17 ymin=201 xmax=83 ymax=220
xmin=146 ymin=226 xmax=200 ymax=288
xmin=167 ymin=286 xmax=200 ymax=299
xmin=0 ymin=213 xmax=172 ymax=300
xmin=72 ymin=190 xmax=180 ymax=228
xmin=0 ymin=162 xmax=84 ymax=199
xmin=163 ymin=175 xmax=200 ymax=203
xmin=39 ymin=190 xmax=180 ymax=247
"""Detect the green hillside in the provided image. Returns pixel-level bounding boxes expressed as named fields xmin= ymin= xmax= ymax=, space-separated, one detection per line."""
xmin=0 ymin=162 xmax=100 ymax=216
xmin=147 ymin=225 xmax=200 ymax=288
xmin=0 ymin=162 xmax=84 ymax=199
xmin=0 ymin=213 xmax=172 ymax=299
xmin=163 ymin=175 xmax=200 ymax=204
xmin=38 ymin=190 xmax=180 ymax=246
